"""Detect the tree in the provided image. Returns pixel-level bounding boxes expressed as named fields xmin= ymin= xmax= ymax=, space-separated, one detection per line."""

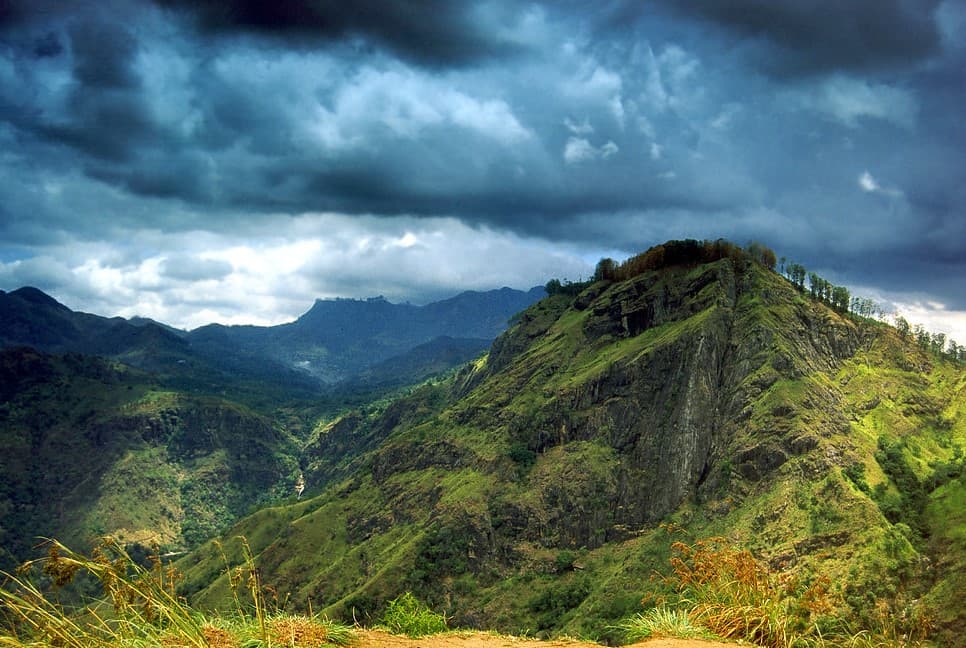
xmin=787 ymin=263 xmax=806 ymax=290
xmin=947 ymin=340 xmax=959 ymax=360
xmin=914 ymin=325 xmax=930 ymax=349
xmin=808 ymin=272 xmax=820 ymax=299
xmin=932 ymin=332 xmax=946 ymax=355
xmin=895 ymin=316 xmax=910 ymax=339
xmin=594 ymin=257 xmax=617 ymax=281
xmin=832 ymin=285 xmax=850 ymax=313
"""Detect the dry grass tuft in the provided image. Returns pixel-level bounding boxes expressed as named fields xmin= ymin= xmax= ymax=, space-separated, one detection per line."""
xmin=268 ymin=615 xmax=333 ymax=646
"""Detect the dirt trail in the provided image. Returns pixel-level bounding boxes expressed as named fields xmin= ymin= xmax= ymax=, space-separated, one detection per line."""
xmin=353 ymin=629 xmax=741 ymax=648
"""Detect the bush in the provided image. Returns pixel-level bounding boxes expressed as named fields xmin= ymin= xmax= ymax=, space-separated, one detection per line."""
xmin=620 ymin=607 xmax=711 ymax=641
xmin=381 ymin=592 xmax=447 ymax=637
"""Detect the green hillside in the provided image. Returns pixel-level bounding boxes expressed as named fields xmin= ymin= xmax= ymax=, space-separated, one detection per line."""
xmin=0 ymin=348 xmax=302 ymax=570
xmin=176 ymin=245 xmax=965 ymax=645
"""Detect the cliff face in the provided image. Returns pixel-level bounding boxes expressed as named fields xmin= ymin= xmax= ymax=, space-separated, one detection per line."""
xmin=453 ymin=258 xmax=863 ymax=536
xmin=178 ymin=253 xmax=964 ymax=641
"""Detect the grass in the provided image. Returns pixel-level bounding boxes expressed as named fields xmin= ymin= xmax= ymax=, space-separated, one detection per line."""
xmin=379 ymin=592 xmax=448 ymax=637
xmin=0 ymin=537 xmax=354 ymax=648
xmin=618 ymin=606 xmax=714 ymax=641
xmin=627 ymin=534 xmax=932 ymax=648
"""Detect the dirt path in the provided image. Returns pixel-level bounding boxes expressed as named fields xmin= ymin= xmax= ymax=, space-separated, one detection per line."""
xmin=353 ymin=629 xmax=742 ymax=648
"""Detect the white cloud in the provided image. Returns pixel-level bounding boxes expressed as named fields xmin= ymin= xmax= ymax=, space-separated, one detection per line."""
xmin=564 ymin=137 xmax=596 ymax=163
xmin=563 ymin=137 xmax=619 ymax=164
xmin=564 ymin=117 xmax=594 ymax=135
xmin=858 ymin=170 xmax=903 ymax=197
xmin=790 ymin=76 xmax=918 ymax=129
xmin=858 ymin=170 xmax=879 ymax=192
xmin=1 ymin=215 xmax=593 ymax=330
xmin=641 ymin=44 xmax=699 ymax=113
xmin=650 ymin=143 xmax=663 ymax=160
xmin=312 ymin=67 xmax=533 ymax=148
xmin=562 ymin=60 xmax=625 ymax=128
xmin=889 ymin=299 xmax=966 ymax=345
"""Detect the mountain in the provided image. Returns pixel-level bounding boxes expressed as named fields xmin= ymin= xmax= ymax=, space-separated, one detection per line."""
xmin=185 ymin=287 xmax=545 ymax=383
xmin=0 ymin=347 xmax=302 ymax=570
xmin=0 ymin=285 xmax=543 ymax=568
xmin=0 ymin=285 xmax=543 ymax=392
xmin=0 ymin=287 xmax=320 ymax=405
xmin=175 ymin=243 xmax=964 ymax=645
xmin=331 ymin=336 xmax=492 ymax=395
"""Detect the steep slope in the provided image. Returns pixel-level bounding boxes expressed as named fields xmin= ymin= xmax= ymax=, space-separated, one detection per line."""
xmin=177 ymin=247 xmax=964 ymax=643
xmin=0 ymin=348 xmax=301 ymax=570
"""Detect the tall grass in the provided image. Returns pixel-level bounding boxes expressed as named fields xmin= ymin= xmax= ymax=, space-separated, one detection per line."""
xmin=618 ymin=606 xmax=710 ymax=641
xmin=0 ymin=537 xmax=353 ymax=648
xmin=0 ymin=537 xmax=205 ymax=647
xmin=627 ymin=535 xmax=931 ymax=648
xmin=379 ymin=592 xmax=448 ymax=637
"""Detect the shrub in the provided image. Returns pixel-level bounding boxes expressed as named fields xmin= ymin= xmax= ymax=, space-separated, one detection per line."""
xmin=619 ymin=606 xmax=711 ymax=641
xmin=380 ymin=592 xmax=447 ymax=637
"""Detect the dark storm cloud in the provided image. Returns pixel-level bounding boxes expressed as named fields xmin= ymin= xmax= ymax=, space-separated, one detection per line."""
xmin=0 ymin=10 xmax=162 ymax=164
xmin=32 ymin=31 xmax=62 ymax=57
xmin=69 ymin=18 xmax=141 ymax=89
xmin=1 ymin=0 xmax=964 ymax=331
xmin=650 ymin=0 xmax=943 ymax=76
xmin=154 ymin=0 xmax=522 ymax=67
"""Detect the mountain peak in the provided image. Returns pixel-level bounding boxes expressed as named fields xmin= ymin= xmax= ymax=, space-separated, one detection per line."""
xmin=8 ymin=286 xmax=68 ymax=310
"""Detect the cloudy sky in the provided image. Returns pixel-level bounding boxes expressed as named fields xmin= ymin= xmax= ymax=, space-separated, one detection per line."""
xmin=1 ymin=1 xmax=964 ymax=340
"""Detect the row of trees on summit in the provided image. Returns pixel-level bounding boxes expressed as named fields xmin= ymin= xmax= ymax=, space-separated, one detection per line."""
xmin=779 ymin=255 xmax=963 ymax=362
xmin=546 ymin=239 xmax=963 ymax=363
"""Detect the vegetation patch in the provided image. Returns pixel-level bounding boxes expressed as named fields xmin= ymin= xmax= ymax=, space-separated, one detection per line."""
xmin=380 ymin=592 xmax=448 ymax=637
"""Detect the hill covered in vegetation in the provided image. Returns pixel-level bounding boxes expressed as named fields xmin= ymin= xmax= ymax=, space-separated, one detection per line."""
xmin=0 ymin=348 xmax=302 ymax=570
xmin=174 ymin=241 xmax=964 ymax=646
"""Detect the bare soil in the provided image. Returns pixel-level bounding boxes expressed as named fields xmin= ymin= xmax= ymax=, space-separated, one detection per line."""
xmin=353 ymin=629 xmax=742 ymax=648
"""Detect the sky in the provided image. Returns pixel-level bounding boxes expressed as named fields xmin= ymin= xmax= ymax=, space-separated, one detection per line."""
xmin=0 ymin=1 xmax=964 ymax=340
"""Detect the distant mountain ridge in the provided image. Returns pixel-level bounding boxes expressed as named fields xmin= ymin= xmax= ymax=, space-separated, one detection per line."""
xmin=0 ymin=285 xmax=544 ymax=389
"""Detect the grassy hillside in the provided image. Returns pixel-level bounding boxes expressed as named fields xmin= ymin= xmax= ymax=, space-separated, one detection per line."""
xmin=176 ymin=250 xmax=964 ymax=644
xmin=0 ymin=348 xmax=302 ymax=570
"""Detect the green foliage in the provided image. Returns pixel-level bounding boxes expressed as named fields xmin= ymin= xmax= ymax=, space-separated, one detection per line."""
xmin=843 ymin=462 xmax=871 ymax=495
xmin=746 ymin=241 xmax=777 ymax=270
xmin=506 ymin=442 xmax=537 ymax=468
xmin=409 ymin=524 xmax=472 ymax=586
xmin=554 ymin=550 xmax=577 ymax=572
xmin=380 ymin=592 xmax=448 ymax=637
xmin=593 ymin=257 xmax=617 ymax=281
xmin=873 ymin=438 xmax=965 ymax=548
xmin=619 ymin=607 xmax=712 ymax=641
xmin=156 ymin=241 xmax=964 ymax=644
xmin=527 ymin=575 xmax=591 ymax=630
xmin=544 ymin=278 xmax=591 ymax=296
